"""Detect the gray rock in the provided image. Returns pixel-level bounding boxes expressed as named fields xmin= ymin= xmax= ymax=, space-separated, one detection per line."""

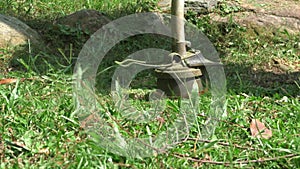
xmin=185 ymin=0 xmax=218 ymax=12
xmin=158 ymin=0 xmax=218 ymax=13
xmin=0 ymin=14 xmax=42 ymax=48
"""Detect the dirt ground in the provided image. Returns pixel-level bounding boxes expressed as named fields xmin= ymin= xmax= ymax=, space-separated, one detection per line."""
xmin=210 ymin=0 xmax=300 ymax=34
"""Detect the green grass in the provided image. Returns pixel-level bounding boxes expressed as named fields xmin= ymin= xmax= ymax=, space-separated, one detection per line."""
xmin=1 ymin=0 xmax=300 ymax=168
xmin=0 ymin=0 xmax=157 ymax=19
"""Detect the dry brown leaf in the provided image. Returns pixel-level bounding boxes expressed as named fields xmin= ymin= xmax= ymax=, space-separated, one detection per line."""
xmin=250 ymin=119 xmax=272 ymax=139
xmin=0 ymin=78 xmax=32 ymax=85
xmin=0 ymin=78 xmax=19 ymax=85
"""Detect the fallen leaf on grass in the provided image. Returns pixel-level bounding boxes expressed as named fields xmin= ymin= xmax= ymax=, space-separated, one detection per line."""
xmin=0 ymin=78 xmax=19 ymax=85
xmin=250 ymin=119 xmax=272 ymax=139
xmin=0 ymin=78 xmax=33 ymax=85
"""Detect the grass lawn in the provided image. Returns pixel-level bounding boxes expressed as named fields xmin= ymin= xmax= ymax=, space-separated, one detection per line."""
xmin=0 ymin=0 xmax=299 ymax=168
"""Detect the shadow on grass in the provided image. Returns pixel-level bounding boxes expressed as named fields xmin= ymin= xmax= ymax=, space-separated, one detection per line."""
xmin=224 ymin=63 xmax=300 ymax=97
